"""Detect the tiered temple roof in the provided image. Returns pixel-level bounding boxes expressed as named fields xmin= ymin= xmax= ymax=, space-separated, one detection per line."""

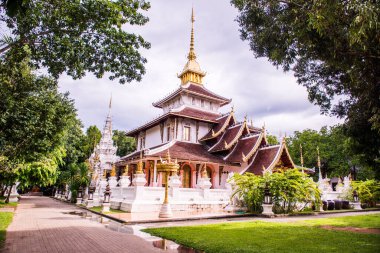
xmin=152 ymin=83 xmax=231 ymax=108
xmin=126 ymin=107 xmax=220 ymax=136
xmin=208 ymin=121 xmax=250 ymax=153
xmin=224 ymin=133 xmax=266 ymax=163
xmin=243 ymin=140 xmax=295 ymax=175
xmin=200 ymin=111 xmax=235 ymax=141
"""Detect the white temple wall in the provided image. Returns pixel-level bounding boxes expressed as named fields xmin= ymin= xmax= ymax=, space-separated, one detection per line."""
xmin=145 ymin=125 xmax=162 ymax=149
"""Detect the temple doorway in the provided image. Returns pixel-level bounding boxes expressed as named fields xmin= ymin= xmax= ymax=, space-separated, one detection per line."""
xmin=181 ymin=164 xmax=192 ymax=188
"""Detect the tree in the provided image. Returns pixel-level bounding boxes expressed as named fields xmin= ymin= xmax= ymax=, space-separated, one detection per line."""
xmin=0 ymin=0 xmax=151 ymax=83
xmin=266 ymin=134 xmax=279 ymax=145
xmin=83 ymin=125 xmax=101 ymax=158
xmin=113 ymin=130 xmax=136 ymax=157
xmin=0 ymin=55 xmax=78 ymax=201
xmin=231 ymin=0 xmax=380 ymax=174
xmin=286 ymin=125 xmax=376 ymax=180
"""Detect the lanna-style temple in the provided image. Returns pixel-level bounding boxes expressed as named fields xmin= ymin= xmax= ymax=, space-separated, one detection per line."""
xmin=85 ymin=9 xmax=298 ymax=213
xmin=115 ymin=9 xmax=296 ymax=190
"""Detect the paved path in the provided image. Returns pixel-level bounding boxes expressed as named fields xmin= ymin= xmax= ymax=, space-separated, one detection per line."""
xmin=2 ymin=196 xmax=162 ymax=253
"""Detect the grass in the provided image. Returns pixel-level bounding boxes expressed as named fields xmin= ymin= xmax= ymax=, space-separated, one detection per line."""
xmin=0 ymin=199 xmax=17 ymax=209
xmin=89 ymin=206 xmax=126 ymax=214
xmin=0 ymin=212 xmax=13 ymax=249
xmin=143 ymin=214 xmax=380 ymax=253
xmin=300 ymin=213 xmax=380 ymax=228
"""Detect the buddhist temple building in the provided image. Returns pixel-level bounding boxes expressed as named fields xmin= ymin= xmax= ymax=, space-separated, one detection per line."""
xmin=115 ymin=8 xmax=296 ymax=189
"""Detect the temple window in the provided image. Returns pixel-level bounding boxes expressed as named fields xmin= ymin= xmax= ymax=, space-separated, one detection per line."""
xmin=209 ymin=102 xmax=213 ymax=110
xmin=183 ymin=126 xmax=191 ymax=141
xmin=201 ymin=99 xmax=204 ymax=107
xmin=192 ymin=97 xmax=195 ymax=105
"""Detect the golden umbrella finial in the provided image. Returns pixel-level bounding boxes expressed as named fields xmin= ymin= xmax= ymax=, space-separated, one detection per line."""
xmin=187 ymin=7 xmax=196 ymax=61
xmin=166 ymin=149 xmax=171 ymax=163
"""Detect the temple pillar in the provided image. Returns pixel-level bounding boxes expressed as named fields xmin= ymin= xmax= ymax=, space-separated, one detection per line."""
xmin=153 ymin=160 xmax=158 ymax=186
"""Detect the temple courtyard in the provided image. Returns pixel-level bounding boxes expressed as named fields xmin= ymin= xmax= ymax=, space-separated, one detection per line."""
xmin=1 ymin=196 xmax=379 ymax=253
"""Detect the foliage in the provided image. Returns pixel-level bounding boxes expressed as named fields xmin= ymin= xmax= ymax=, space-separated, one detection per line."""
xmin=350 ymin=180 xmax=380 ymax=207
xmin=0 ymin=212 xmax=13 ymax=248
xmin=0 ymin=0 xmax=151 ymax=84
xmin=144 ymin=216 xmax=380 ymax=253
xmin=83 ymin=125 xmax=101 ymax=158
xmin=232 ymin=169 xmax=320 ymax=213
xmin=0 ymin=56 xmax=76 ymax=163
xmin=232 ymin=173 xmax=264 ymax=212
xmin=268 ymin=169 xmax=320 ymax=213
xmin=266 ymin=134 xmax=278 ymax=145
xmin=286 ymin=125 xmax=376 ymax=179
xmin=231 ymin=0 xmax=380 ymax=176
xmin=113 ymin=130 xmax=136 ymax=157
xmin=0 ymin=55 xmax=78 ymax=200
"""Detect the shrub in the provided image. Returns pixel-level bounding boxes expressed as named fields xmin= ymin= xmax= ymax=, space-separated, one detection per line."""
xmin=342 ymin=200 xmax=350 ymax=209
xmin=322 ymin=201 xmax=328 ymax=211
xmin=327 ymin=200 xmax=335 ymax=210
xmin=334 ymin=200 xmax=342 ymax=210
xmin=350 ymin=180 xmax=380 ymax=207
xmin=232 ymin=169 xmax=321 ymax=214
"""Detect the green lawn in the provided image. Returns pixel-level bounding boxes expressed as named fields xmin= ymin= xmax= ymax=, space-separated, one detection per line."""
xmin=144 ymin=214 xmax=380 ymax=253
xmin=0 ymin=212 xmax=13 ymax=248
xmin=300 ymin=214 xmax=380 ymax=228
xmin=0 ymin=199 xmax=17 ymax=209
xmin=89 ymin=206 xmax=126 ymax=214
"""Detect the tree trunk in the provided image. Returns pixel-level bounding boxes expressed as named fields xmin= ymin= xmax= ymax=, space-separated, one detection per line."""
xmin=5 ymin=184 xmax=13 ymax=203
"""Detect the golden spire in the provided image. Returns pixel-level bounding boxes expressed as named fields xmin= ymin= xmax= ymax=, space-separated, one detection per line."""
xmin=178 ymin=7 xmax=206 ymax=85
xmin=188 ymin=7 xmax=196 ymax=61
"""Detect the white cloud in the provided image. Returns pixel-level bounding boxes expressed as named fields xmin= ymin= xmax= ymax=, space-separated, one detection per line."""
xmin=58 ymin=0 xmax=342 ymax=135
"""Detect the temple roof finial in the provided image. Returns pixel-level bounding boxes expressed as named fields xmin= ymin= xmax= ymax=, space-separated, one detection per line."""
xmin=178 ymin=7 xmax=206 ymax=85
xmin=188 ymin=7 xmax=196 ymax=61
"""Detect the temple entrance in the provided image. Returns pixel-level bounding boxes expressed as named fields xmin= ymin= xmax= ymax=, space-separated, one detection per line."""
xmin=181 ymin=165 xmax=192 ymax=188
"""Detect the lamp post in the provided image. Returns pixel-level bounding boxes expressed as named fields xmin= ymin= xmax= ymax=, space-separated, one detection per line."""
xmin=102 ymin=184 xmax=111 ymax=212
xmin=76 ymin=186 xmax=83 ymax=205
xmin=264 ymin=186 xmax=272 ymax=204
xmin=353 ymin=190 xmax=359 ymax=203
xmin=156 ymin=150 xmax=179 ymax=218
xmin=88 ymin=186 xmax=95 ymax=200
xmin=351 ymin=190 xmax=362 ymax=210
xmin=262 ymin=185 xmax=274 ymax=216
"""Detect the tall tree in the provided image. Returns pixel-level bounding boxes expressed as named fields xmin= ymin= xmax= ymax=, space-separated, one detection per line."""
xmin=0 ymin=55 xmax=78 ymax=200
xmin=231 ymin=0 xmax=380 ymax=174
xmin=113 ymin=130 xmax=136 ymax=157
xmin=0 ymin=0 xmax=151 ymax=83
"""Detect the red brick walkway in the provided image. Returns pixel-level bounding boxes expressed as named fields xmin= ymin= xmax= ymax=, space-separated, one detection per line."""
xmin=2 ymin=196 xmax=162 ymax=253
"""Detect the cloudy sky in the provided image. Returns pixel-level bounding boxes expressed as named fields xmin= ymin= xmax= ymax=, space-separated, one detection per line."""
xmin=58 ymin=0 xmax=342 ymax=137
